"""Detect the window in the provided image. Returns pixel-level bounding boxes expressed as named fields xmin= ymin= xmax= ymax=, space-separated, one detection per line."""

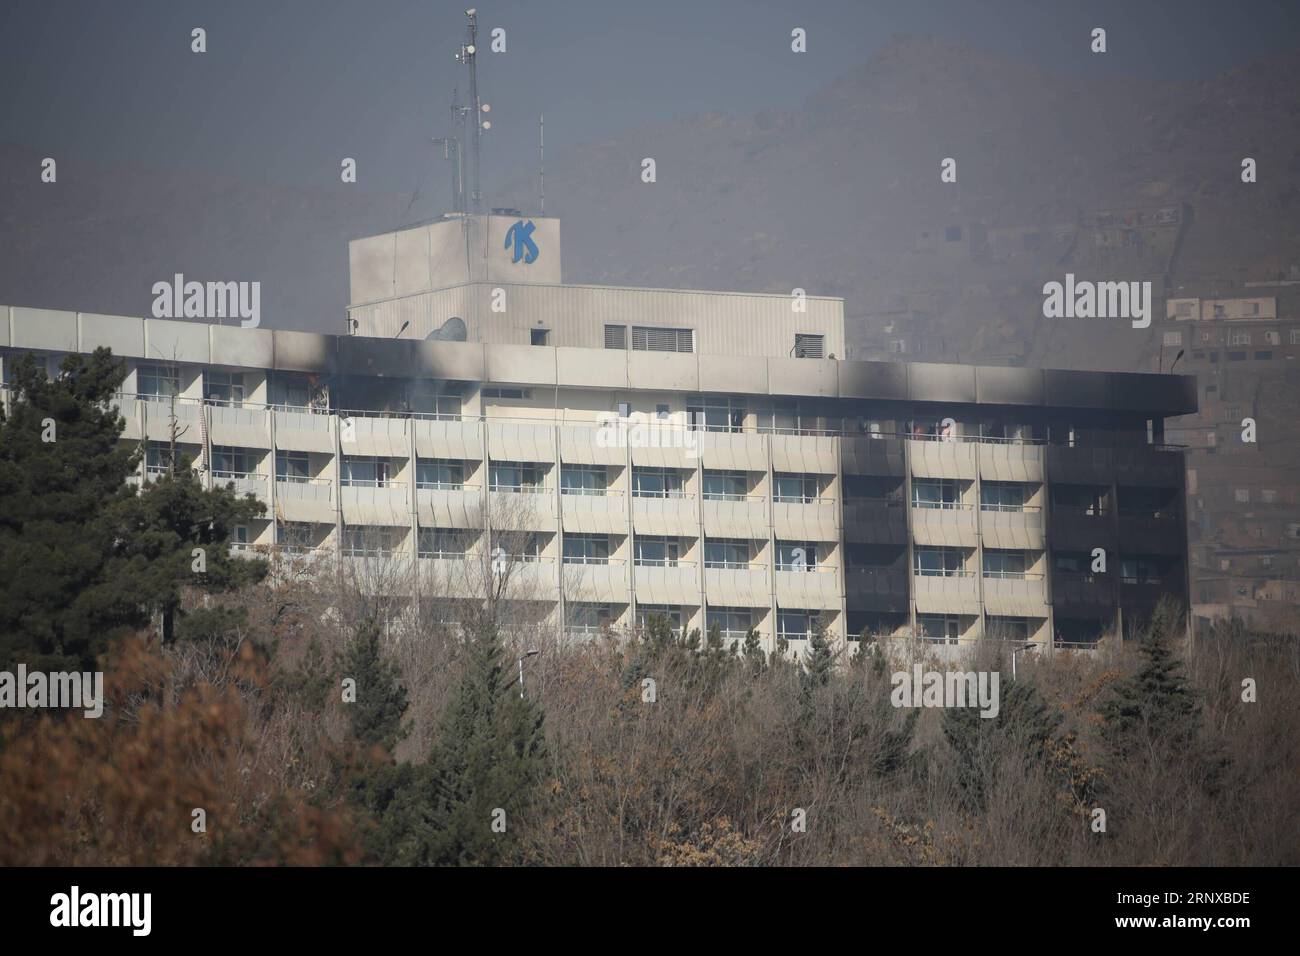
xmin=1213 ymin=304 xmax=1226 ymax=318
xmin=561 ymin=465 xmax=606 ymax=496
xmin=707 ymin=608 xmax=753 ymax=640
xmin=631 ymin=325 xmax=693 ymax=353
xmin=275 ymin=450 xmax=310 ymax=483
xmin=1120 ymin=557 xmax=1164 ymax=585
xmin=481 ymin=387 xmax=530 ymax=400
xmin=912 ymin=478 xmax=962 ymax=509
xmin=341 ymin=456 xmax=392 ymax=488
xmin=138 ymin=364 xmax=180 ymax=403
xmin=632 ymin=467 xmax=684 ymax=498
xmin=1255 ymin=351 xmax=1273 ymax=360
xmin=945 ymin=226 xmax=963 ymax=242
xmin=211 ymin=446 xmax=256 ymax=480
xmin=773 ymin=472 xmax=819 ymax=504
xmin=530 ymin=328 xmax=549 ymax=346
xmin=777 ymin=610 xmax=817 ymax=642
xmin=1291 ymin=329 xmax=1300 ymax=346
xmin=687 ymin=397 xmax=745 ymax=432
xmin=568 ymin=603 xmax=613 ymax=634
xmin=917 ymin=615 xmax=960 ymax=645
xmin=231 ymin=525 xmax=250 ymax=550
xmin=418 ymin=528 xmax=468 ymax=559
xmin=145 ymin=441 xmax=176 ymax=476
xmin=702 ymin=470 xmax=748 ymax=501
xmin=417 ymin=459 xmax=464 ymax=490
xmin=276 ymin=521 xmax=315 ymax=554
xmin=981 ymin=482 xmax=1029 ymax=512
xmin=1245 ymin=302 xmax=1261 ymax=316
xmin=794 ymin=333 xmax=825 ymax=359
xmin=987 ymin=616 xmax=1031 ymax=641
xmin=563 ymin=534 xmax=610 ymax=565
xmin=776 ymin=542 xmax=817 ymax=571
xmin=1228 ymin=330 xmax=1252 ymax=346
xmin=1162 ymin=331 xmax=1182 ymax=347
xmin=636 ymin=605 xmax=683 ymax=636
xmin=490 ymin=462 xmax=543 ymax=492
xmin=634 ymin=536 xmax=680 ymax=567
xmin=983 ymin=550 xmax=1028 ymax=579
xmin=1227 ymin=351 xmax=1247 ymax=361
xmin=604 ymin=324 xmax=627 ymax=350
xmin=1261 ymin=489 xmax=1278 ymax=504
xmin=277 ymin=373 xmax=313 ymax=410
xmin=410 ymin=382 xmax=462 ymax=418
xmin=343 ymin=526 xmax=395 ymax=557
xmin=1264 ymin=331 xmax=1281 ymax=345
xmin=1174 ymin=302 xmax=1193 ymax=318
xmin=705 ymin=538 xmax=752 ymax=569
xmin=205 ymin=371 xmax=245 ymax=407
xmin=656 ymin=404 xmax=670 ymax=420
xmin=914 ymin=547 xmax=966 ymax=576
xmin=888 ymin=339 xmax=907 ymax=354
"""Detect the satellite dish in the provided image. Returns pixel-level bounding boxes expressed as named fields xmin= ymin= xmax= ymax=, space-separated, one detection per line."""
xmin=426 ymin=316 xmax=467 ymax=342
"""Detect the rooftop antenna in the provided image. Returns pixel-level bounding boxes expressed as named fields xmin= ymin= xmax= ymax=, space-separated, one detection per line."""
xmin=432 ymin=90 xmax=464 ymax=215
xmin=454 ymin=9 xmax=489 ymax=214
xmin=539 ymin=114 xmax=545 ymax=217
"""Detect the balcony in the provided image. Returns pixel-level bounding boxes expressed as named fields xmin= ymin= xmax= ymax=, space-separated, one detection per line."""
xmin=1050 ymin=507 xmax=1115 ymax=551
xmin=772 ymin=495 xmax=838 ymax=541
xmin=208 ymin=402 xmax=271 ymax=448
xmin=633 ymin=562 xmax=700 ymax=605
xmin=981 ymin=572 xmax=1049 ymax=615
xmin=562 ymin=560 xmax=631 ymax=603
xmin=416 ymin=484 xmax=484 ymax=530
xmin=212 ymin=471 xmax=269 ymax=501
xmin=910 ymin=502 xmax=978 ymax=547
xmin=843 ymin=565 xmax=908 ymax=613
xmin=908 ymin=438 xmax=977 ymax=480
xmin=774 ymin=566 xmax=840 ymax=610
xmin=341 ymin=481 xmax=410 ymax=525
xmin=977 ymin=441 xmax=1044 ymax=483
xmin=561 ymin=489 xmax=628 ymax=535
xmin=1045 ymin=445 xmax=1184 ymax=487
xmin=1051 ymin=572 xmax=1118 ymax=613
xmin=273 ymin=407 xmax=335 ymax=453
xmin=631 ymin=492 xmax=698 ymax=536
xmin=979 ymin=505 xmax=1045 ymax=550
xmin=703 ymin=565 xmax=770 ymax=606
xmin=842 ymin=496 xmax=907 ymax=545
xmin=1118 ymin=511 xmax=1186 ymax=555
xmin=912 ymin=570 xmax=981 ymax=615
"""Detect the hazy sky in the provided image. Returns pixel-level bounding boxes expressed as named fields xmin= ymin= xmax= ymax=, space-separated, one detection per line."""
xmin=3 ymin=0 xmax=1299 ymax=208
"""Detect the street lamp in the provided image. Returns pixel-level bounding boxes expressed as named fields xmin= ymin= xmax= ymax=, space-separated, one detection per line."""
xmin=516 ymin=649 xmax=540 ymax=699
xmin=1011 ymin=641 xmax=1037 ymax=681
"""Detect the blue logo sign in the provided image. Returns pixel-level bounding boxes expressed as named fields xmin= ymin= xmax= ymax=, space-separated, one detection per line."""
xmin=504 ymin=219 xmax=539 ymax=264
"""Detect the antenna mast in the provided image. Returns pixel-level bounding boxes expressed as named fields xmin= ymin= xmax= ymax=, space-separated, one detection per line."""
xmin=455 ymin=8 xmax=488 ymax=214
xmin=539 ymin=114 xmax=545 ymax=216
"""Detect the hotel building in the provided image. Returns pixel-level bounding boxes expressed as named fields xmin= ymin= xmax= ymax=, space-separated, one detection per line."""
xmin=0 ymin=213 xmax=1197 ymax=652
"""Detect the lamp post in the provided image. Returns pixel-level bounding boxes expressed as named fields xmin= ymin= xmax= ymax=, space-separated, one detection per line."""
xmin=516 ymin=649 xmax=540 ymax=699
xmin=1011 ymin=641 xmax=1037 ymax=681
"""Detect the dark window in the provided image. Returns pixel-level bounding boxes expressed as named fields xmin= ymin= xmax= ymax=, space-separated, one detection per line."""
xmin=604 ymin=325 xmax=627 ymax=350
xmin=793 ymin=334 xmax=825 ymax=359
xmin=530 ymin=328 xmax=549 ymax=346
xmin=945 ymin=226 xmax=963 ymax=242
xmin=631 ymin=326 xmax=693 ymax=353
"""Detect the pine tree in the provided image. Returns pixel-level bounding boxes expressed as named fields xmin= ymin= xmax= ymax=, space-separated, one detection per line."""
xmin=741 ymin=627 xmax=766 ymax=675
xmin=101 ymin=463 xmax=268 ymax=643
xmin=0 ymin=350 xmax=140 ymax=669
xmin=341 ymin=619 xmax=409 ymax=755
xmin=943 ymin=677 xmax=1061 ymax=813
xmin=1099 ymin=597 xmax=1200 ymax=758
xmin=414 ymin=617 xmax=547 ymax=866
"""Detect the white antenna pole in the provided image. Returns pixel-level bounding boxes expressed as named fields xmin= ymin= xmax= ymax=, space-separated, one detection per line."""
xmin=539 ymin=114 xmax=545 ymax=216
